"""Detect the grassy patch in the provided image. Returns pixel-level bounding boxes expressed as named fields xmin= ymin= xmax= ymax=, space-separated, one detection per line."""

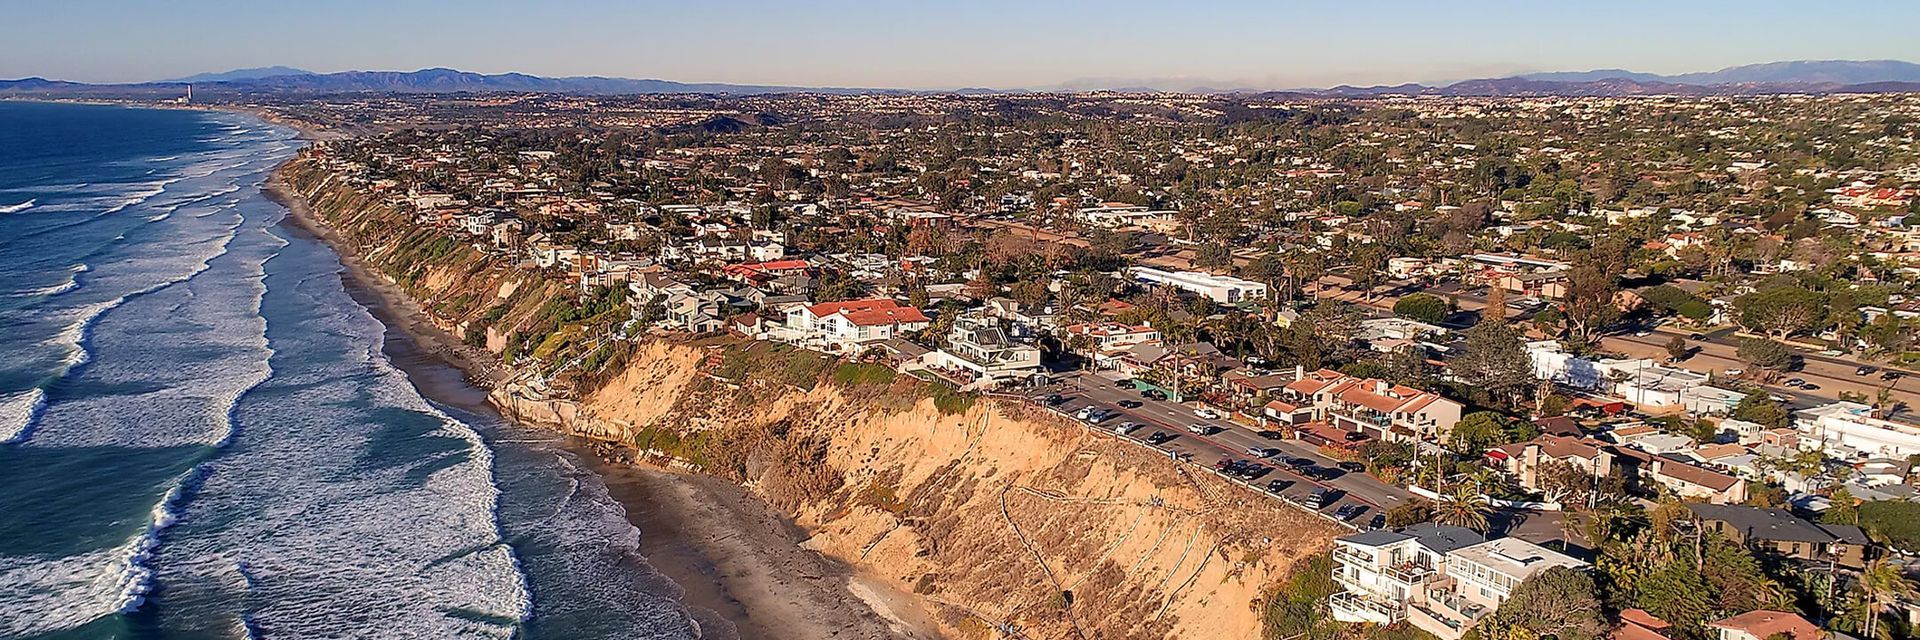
xmin=832 ymin=362 xmax=898 ymax=386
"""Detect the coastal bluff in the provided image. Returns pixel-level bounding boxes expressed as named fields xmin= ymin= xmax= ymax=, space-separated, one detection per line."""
xmin=279 ymin=155 xmax=1339 ymax=639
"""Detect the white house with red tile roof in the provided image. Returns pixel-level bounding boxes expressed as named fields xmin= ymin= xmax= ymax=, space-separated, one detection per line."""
xmin=1274 ymin=367 xmax=1464 ymax=443
xmin=784 ymin=299 xmax=930 ymax=352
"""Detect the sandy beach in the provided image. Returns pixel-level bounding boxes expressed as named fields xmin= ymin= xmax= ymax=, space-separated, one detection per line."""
xmin=264 ymin=170 xmax=944 ymax=640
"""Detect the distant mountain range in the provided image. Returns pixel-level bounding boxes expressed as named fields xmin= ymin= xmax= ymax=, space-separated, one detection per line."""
xmin=161 ymin=66 xmax=315 ymax=83
xmin=4 ymin=60 xmax=1920 ymax=99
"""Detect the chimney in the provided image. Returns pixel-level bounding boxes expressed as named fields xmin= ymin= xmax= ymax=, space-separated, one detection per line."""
xmin=1295 ymin=364 xmax=1305 ymax=380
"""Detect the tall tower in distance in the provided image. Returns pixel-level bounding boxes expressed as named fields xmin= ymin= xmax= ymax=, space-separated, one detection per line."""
xmin=178 ymin=84 xmax=192 ymax=105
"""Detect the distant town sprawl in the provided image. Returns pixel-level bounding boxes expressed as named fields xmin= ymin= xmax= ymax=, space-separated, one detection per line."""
xmin=265 ymin=90 xmax=1920 ymax=640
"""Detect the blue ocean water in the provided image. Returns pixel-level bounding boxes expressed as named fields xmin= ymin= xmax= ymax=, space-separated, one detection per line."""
xmin=0 ymin=102 xmax=705 ymax=639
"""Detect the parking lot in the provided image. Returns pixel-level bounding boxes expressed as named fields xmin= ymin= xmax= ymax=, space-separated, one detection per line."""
xmin=1026 ymin=370 xmax=1418 ymax=529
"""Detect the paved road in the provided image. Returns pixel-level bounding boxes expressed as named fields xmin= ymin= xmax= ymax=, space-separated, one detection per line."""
xmin=1313 ymin=275 xmax=1919 ymax=411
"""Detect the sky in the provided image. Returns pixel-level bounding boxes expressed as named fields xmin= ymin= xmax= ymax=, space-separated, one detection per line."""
xmin=7 ymin=0 xmax=1920 ymax=89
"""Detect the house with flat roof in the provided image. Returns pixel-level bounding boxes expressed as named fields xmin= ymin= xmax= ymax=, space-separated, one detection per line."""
xmin=1328 ymin=524 xmax=1486 ymax=628
xmin=1127 ymin=266 xmax=1269 ymax=305
xmin=1794 ymin=401 xmax=1920 ymax=460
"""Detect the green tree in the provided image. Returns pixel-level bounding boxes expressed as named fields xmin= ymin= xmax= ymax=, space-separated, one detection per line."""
xmin=1859 ymin=559 xmax=1915 ymax=640
xmin=1732 ymin=391 xmax=1789 ymax=428
xmin=1394 ymin=292 xmax=1452 ymax=324
xmin=1474 ymin=566 xmax=1608 ymax=640
xmin=1664 ymin=335 xmax=1689 ymax=361
xmin=1434 ymin=484 xmax=1491 ymax=532
xmin=1449 ymin=411 xmax=1511 ymax=456
xmin=1735 ymin=286 xmax=1824 ymax=338
xmin=1736 ymin=338 xmax=1794 ymax=372
xmin=1454 ymin=319 xmax=1537 ymax=409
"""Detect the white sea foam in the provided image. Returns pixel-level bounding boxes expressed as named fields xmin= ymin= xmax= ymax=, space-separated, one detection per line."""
xmin=0 ymin=547 xmax=135 ymax=637
xmin=0 ymin=388 xmax=47 ymax=443
xmin=0 ymin=198 xmax=35 ymax=214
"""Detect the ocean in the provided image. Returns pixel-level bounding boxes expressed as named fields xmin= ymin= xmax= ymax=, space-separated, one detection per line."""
xmin=0 ymin=101 xmax=705 ymax=639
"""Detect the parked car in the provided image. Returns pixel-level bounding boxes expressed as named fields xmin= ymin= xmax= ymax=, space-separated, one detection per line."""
xmin=1857 ymin=365 xmax=1879 ymax=376
xmin=1303 ymin=466 xmax=1344 ymax=481
xmin=1303 ymin=488 xmax=1335 ymax=509
xmin=1725 ymin=368 xmax=1745 ymax=376
xmin=1256 ymin=430 xmax=1286 ymax=440
xmin=1365 ymin=514 xmax=1386 ymax=530
xmin=1334 ymin=504 xmax=1366 ymax=520
xmin=1265 ymin=479 xmax=1294 ymax=494
xmin=1145 ymin=432 xmax=1175 ymax=445
xmin=1282 ymin=457 xmax=1314 ymax=471
xmin=1783 ymin=378 xmax=1806 ymax=387
xmin=1194 ymin=408 xmax=1224 ymax=420
xmin=1246 ymin=447 xmax=1280 ymax=458
xmin=1800 ymin=383 xmax=1820 ymax=391
xmin=1235 ymin=464 xmax=1270 ymax=480
xmin=1688 ymin=333 xmax=1707 ymax=341
xmin=1883 ymin=371 xmax=1904 ymax=381
xmin=1042 ymin=394 xmax=1066 ymax=406
xmin=1142 ymin=389 xmax=1168 ymax=401
xmin=1337 ymin=461 xmax=1365 ymax=473
xmin=1114 ymin=379 xmax=1135 ymax=389
xmin=1113 ymin=422 xmax=1141 ymax=435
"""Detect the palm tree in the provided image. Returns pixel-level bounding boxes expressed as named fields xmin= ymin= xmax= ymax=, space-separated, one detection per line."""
xmin=1433 ymin=484 xmax=1491 ymax=533
xmin=1860 ymin=559 xmax=1914 ymax=640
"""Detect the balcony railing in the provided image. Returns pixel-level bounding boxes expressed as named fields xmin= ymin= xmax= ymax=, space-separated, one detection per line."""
xmin=1332 ymin=547 xmax=1435 ymax=585
xmin=1330 ymin=591 xmax=1406 ymax=622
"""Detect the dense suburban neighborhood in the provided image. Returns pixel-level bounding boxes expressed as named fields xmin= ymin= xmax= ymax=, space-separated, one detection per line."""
xmin=273 ymin=89 xmax=1920 ymax=640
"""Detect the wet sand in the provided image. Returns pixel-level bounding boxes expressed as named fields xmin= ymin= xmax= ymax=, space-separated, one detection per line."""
xmin=265 ymin=171 xmax=944 ymax=640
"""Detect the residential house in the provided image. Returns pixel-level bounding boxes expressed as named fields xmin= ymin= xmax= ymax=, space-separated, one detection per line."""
xmin=1327 ymin=524 xmax=1486 ymax=626
xmin=1685 ymin=503 xmax=1871 ymax=570
xmin=1709 ymin=610 xmax=1826 ymax=640
xmin=1485 ymin=434 xmax=1623 ymax=495
xmin=784 ymin=299 xmax=931 ymax=353
xmin=1646 ymin=456 xmax=1748 ymax=504
xmin=1275 ymin=368 xmax=1464 ymax=443
xmin=924 ymin=314 xmax=1043 ymax=388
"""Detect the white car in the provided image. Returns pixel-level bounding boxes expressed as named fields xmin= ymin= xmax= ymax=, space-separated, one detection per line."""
xmin=1194 ymin=408 xmax=1223 ymax=420
xmin=1114 ymin=422 xmax=1141 ymax=435
xmin=1187 ymin=424 xmax=1213 ymax=435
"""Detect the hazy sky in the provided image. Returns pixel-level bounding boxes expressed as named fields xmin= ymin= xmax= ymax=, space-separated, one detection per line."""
xmin=7 ymin=0 xmax=1920 ymax=89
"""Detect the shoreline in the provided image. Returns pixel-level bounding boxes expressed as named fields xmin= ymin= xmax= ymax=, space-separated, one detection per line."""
xmin=263 ymin=166 xmax=945 ymax=640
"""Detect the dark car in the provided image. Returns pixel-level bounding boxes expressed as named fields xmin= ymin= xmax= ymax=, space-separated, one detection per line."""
xmin=1303 ymin=488 xmax=1336 ymax=509
xmin=1857 ymin=365 xmax=1879 ymax=376
xmin=1883 ymin=371 xmax=1903 ymax=381
xmin=1334 ymin=504 xmax=1366 ymax=521
xmin=1041 ymin=394 xmax=1066 ymax=405
xmin=1115 ymin=379 xmax=1135 ymax=389
xmin=1265 ymin=479 xmax=1295 ymax=494
xmin=1143 ymin=389 xmax=1168 ymax=401
xmin=1236 ymin=465 xmax=1270 ymax=480
xmin=1303 ymin=466 xmax=1345 ymax=481
xmin=1118 ymin=400 xmax=1143 ymax=409
xmin=1256 ymin=430 xmax=1286 ymax=440
xmin=1215 ymin=457 xmax=1241 ymax=472
xmin=1688 ymin=332 xmax=1707 ymax=341
xmin=1282 ymin=457 xmax=1314 ymax=471
xmin=1337 ymin=461 xmax=1366 ymax=473
xmin=1146 ymin=432 xmax=1175 ymax=445
xmin=1799 ymin=383 xmax=1820 ymax=391
xmin=1365 ymin=514 xmax=1387 ymax=530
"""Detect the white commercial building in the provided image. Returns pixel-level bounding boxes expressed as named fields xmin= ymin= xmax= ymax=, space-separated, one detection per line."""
xmin=1794 ymin=401 xmax=1920 ymax=460
xmin=1127 ymin=266 xmax=1268 ymax=305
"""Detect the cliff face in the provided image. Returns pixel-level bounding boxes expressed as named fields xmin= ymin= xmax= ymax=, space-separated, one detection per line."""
xmin=519 ymin=341 xmax=1340 ymax=640
xmin=283 ymin=158 xmax=1340 ymax=639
